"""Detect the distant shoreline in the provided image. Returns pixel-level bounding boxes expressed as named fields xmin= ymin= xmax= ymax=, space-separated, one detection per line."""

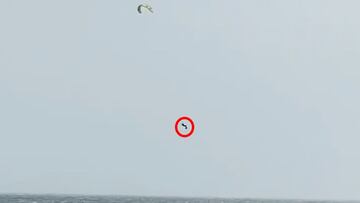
xmin=0 ymin=193 xmax=358 ymax=203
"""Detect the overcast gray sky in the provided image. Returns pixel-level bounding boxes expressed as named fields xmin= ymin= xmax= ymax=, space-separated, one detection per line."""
xmin=1 ymin=0 xmax=360 ymax=200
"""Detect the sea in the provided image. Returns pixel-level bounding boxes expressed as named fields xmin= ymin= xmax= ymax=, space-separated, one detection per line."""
xmin=0 ymin=195 xmax=358 ymax=203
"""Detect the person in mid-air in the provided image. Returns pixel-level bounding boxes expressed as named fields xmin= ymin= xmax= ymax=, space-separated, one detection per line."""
xmin=181 ymin=123 xmax=188 ymax=130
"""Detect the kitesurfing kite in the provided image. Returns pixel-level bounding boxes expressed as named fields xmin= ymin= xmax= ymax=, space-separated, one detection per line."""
xmin=137 ymin=4 xmax=153 ymax=14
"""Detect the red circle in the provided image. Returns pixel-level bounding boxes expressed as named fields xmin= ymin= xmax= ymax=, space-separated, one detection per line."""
xmin=175 ymin=116 xmax=195 ymax=138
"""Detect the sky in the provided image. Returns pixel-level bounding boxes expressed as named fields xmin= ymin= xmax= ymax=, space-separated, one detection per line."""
xmin=0 ymin=0 xmax=360 ymax=200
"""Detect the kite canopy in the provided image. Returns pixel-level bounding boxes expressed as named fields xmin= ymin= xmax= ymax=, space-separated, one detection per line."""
xmin=137 ymin=4 xmax=153 ymax=14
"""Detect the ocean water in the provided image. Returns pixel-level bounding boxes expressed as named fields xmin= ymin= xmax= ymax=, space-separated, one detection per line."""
xmin=0 ymin=195 xmax=358 ymax=203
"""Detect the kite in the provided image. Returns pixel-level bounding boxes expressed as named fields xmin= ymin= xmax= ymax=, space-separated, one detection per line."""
xmin=137 ymin=4 xmax=153 ymax=14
